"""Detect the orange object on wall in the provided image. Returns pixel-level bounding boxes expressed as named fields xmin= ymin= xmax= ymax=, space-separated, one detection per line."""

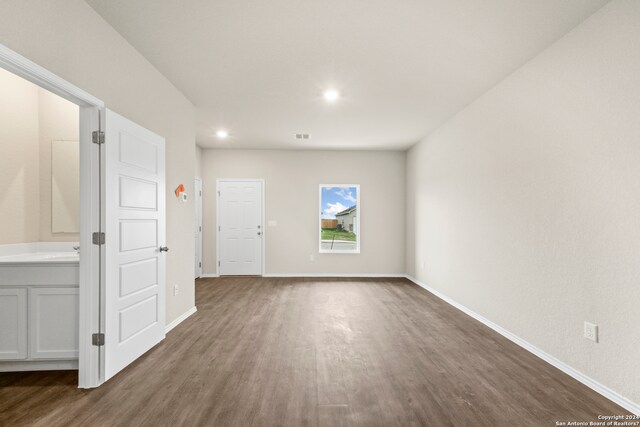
xmin=175 ymin=184 xmax=185 ymax=198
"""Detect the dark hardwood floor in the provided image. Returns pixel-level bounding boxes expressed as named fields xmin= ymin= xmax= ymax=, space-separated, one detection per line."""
xmin=0 ymin=277 xmax=629 ymax=426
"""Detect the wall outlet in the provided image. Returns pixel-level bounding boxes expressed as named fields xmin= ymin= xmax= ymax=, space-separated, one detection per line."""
xmin=584 ymin=321 xmax=598 ymax=343
xmin=309 ymin=254 xmax=315 ymax=262
xmin=173 ymin=284 xmax=179 ymax=296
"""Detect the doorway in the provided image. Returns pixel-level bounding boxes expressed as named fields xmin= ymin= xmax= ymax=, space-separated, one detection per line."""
xmin=0 ymin=67 xmax=80 ymax=372
xmin=0 ymin=44 xmax=168 ymax=388
xmin=0 ymin=44 xmax=102 ymax=388
xmin=216 ymin=179 xmax=265 ymax=276
xmin=194 ymin=178 xmax=203 ymax=278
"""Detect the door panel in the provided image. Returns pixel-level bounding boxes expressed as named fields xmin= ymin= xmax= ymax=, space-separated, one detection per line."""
xmin=105 ymin=109 xmax=166 ymax=381
xmin=29 ymin=287 xmax=79 ymax=359
xmin=120 ymin=258 xmax=158 ymax=297
xmin=0 ymin=289 xmax=27 ymax=360
xmin=119 ymin=176 xmax=158 ymax=209
xmin=119 ymin=295 xmax=158 ymax=341
xmin=118 ymin=133 xmax=158 ymax=172
xmin=119 ymin=220 xmax=158 ymax=251
xmin=219 ymin=181 xmax=263 ymax=275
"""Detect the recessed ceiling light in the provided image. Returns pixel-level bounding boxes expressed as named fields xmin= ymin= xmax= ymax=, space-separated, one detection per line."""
xmin=323 ymin=89 xmax=340 ymax=103
xmin=295 ymin=133 xmax=310 ymax=140
xmin=216 ymin=130 xmax=229 ymax=139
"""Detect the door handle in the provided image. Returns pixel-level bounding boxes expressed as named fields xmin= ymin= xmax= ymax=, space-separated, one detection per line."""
xmin=257 ymin=232 xmax=262 ymax=236
xmin=159 ymin=246 xmax=169 ymax=252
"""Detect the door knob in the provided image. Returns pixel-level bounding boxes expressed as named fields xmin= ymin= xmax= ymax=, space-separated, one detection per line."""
xmin=257 ymin=232 xmax=262 ymax=236
xmin=159 ymin=246 xmax=169 ymax=252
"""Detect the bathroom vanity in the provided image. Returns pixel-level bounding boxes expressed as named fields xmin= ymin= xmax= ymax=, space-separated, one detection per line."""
xmin=0 ymin=243 xmax=79 ymax=371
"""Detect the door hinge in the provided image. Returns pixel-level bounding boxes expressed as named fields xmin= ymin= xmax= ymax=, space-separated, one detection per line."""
xmin=92 ymin=333 xmax=105 ymax=346
xmin=217 ymin=190 xmax=220 ymax=197
xmin=92 ymin=130 xmax=105 ymax=145
xmin=199 ymin=226 xmax=202 ymax=232
xmin=199 ymin=262 xmax=202 ymax=268
xmin=199 ymin=190 xmax=202 ymax=196
xmin=218 ymin=261 xmax=220 ymax=267
xmin=92 ymin=232 xmax=105 ymax=245
xmin=218 ymin=226 xmax=220 ymax=232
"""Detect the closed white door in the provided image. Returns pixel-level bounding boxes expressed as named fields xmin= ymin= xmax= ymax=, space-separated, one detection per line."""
xmin=104 ymin=109 xmax=166 ymax=381
xmin=194 ymin=178 xmax=203 ymax=278
xmin=218 ymin=180 xmax=263 ymax=276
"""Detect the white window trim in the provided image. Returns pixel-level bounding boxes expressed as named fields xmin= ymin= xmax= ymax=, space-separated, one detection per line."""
xmin=319 ymin=184 xmax=361 ymax=254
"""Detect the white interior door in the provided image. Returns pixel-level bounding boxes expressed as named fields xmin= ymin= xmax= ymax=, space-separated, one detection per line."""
xmin=218 ymin=180 xmax=263 ymax=276
xmin=104 ymin=109 xmax=166 ymax=381
xmin=194 ymin=178 xmax=203 ymax=278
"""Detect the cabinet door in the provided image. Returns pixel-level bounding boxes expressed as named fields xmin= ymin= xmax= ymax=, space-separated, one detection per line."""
xmin=0 ymin=288 xmax=28 ymax=360
xmin=29 ymin=287 xmax=79 ymax=359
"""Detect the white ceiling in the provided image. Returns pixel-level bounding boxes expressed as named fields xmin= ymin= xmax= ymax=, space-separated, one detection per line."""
xmin=86 ymin=0 xmax=608 ymax=150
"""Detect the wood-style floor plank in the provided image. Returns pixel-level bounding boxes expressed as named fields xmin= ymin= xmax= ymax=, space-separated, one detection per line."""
xmin=0 ymin=277 xmax=629 ymax=426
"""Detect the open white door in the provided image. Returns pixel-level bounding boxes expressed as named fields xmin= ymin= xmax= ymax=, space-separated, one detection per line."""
xmin=217 ymin=180 xmax=263 ymax=276
xmin=104 ymin=109 xmax=166 ymax=381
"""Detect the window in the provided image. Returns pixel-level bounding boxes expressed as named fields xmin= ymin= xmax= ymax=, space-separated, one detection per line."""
xmin=319 ymin=184 xmax=360 ymax=253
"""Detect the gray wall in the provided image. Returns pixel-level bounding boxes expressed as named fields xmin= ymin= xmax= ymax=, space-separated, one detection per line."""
xmin=201 ymin=149 xmax=405 ymax=275
xmin=0 ymin=67 xmax=40 ymax=244
xmin=0 ymin=69 xmax=79 ymax=245
xmin=406 ymin=0 xmax=640 ymax=405
xmin=0 ymin=0 xmax=197 ymax=323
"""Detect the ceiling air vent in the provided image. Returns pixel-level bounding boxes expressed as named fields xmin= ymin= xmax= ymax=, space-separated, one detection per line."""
xmin=295 ymin=134 xmax=310 ymax=140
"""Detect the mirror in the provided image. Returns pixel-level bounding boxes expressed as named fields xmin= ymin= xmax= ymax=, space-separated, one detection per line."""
xmin=51 ymin=140 xmax=79 ymax=233
xmin=319 ymin=184 xmax=360 ymax=253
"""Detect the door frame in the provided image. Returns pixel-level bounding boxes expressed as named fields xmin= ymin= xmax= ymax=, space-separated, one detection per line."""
xmin=0 ymin=44 xmax=104 ymax=388
xmin=194 ymin=177 xmax=203 ymax=279
xmin=216 ymin=179 xmax=266 ymax=276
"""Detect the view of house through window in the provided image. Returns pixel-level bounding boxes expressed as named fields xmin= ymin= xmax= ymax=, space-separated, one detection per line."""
xmin=319 ymin=185 xmax=360 ymax=253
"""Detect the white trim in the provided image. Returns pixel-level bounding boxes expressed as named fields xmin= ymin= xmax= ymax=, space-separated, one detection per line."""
xmin=263 ymin=273 xmax=405 ymax=278
xmin=216 ymin=179 xmax=266 ymax=277
xmin=165 ymin=307 xmax=197 ymax=334
xmin=404 ymin=275 xmax=640 ymax=416
xmin=200 ymin=273 xmax=219 ymax=278
xmin=319 ymin=184 xmax=361 ymax=254
xmin=0 ymin=44 xmax=103 ymax=108
xmin=78 ymin=106 xmax=102 ymax=389
xmin=194 ymin=177 xmax=203 ymax=279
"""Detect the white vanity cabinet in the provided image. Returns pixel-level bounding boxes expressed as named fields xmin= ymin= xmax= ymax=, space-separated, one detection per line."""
xmin=0 ymin=256 xmax=79 ymax=371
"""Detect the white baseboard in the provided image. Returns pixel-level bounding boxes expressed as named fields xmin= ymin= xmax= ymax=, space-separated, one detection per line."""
xmin=203 ymin=272 xmax=405 ymax=279
xmin=262 ymin=273 xmax=406 ymax=278
xmin=404 ymin=275 xmax=640 ymax=416
xmin=165 ymin=306 xmax=197 ymax=334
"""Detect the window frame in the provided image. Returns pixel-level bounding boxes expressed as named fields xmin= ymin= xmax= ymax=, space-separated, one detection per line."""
xmin=318 ymin=184 xmax=360 ymax=254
